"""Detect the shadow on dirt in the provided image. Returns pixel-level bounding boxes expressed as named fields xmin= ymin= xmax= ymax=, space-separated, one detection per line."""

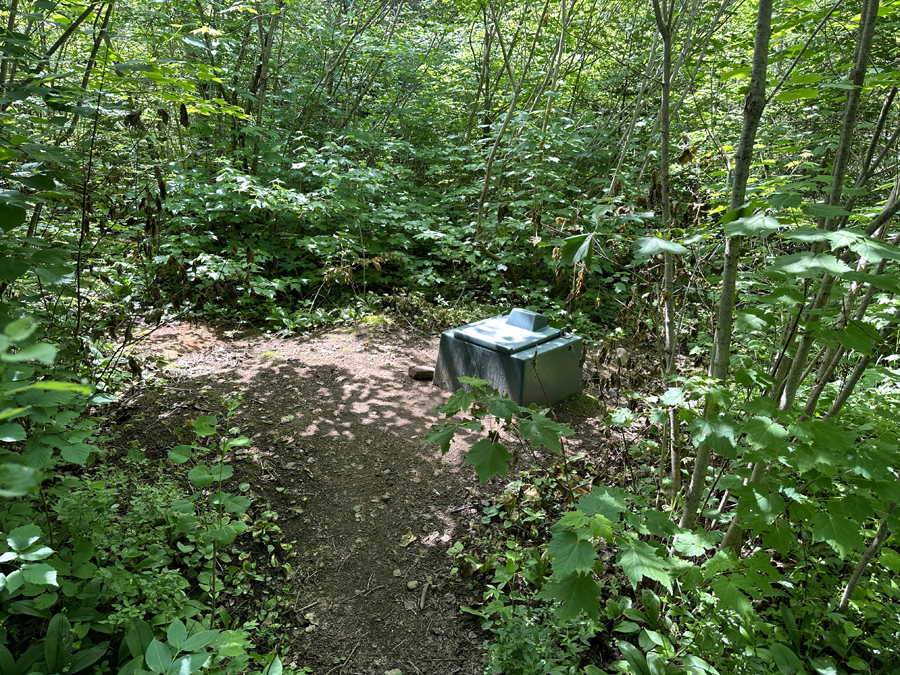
xmin=119 ymin=325 xmax=496 ymax=675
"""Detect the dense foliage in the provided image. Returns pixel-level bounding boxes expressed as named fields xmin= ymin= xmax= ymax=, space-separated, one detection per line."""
xmin=2 ymin=0 xmax=900 ymax=672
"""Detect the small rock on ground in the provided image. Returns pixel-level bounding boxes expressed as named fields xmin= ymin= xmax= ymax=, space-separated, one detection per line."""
xmin=408 ymin=364 xmax=435 ymax=380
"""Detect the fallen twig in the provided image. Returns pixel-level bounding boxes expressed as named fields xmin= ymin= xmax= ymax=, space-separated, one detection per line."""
xmin=419 ymin=582 xmax=430 ymax=609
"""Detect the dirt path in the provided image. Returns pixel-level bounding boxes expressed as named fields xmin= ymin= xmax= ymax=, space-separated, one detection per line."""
xmin=118 ymin=321 xmax=500 ymax=674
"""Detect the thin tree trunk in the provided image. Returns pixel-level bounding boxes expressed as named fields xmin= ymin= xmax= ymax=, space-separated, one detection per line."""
xmin=838 ymin=503 xmax=896 ymax=613
xmin=680 ymin=0 xmax=772 ymax=530
xmin=57 ymin=1 xmax=115 ymax=145
xmin=0 ymin=0 xmax=19 ymax=88
xmin=249 ymin=0 xmax=285 ymax=174
xmin=474 ymin=0 xmax=550 ymax=239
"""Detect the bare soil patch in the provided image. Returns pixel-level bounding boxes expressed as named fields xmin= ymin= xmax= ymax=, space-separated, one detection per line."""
xmin=108 ymin=321 xmax=511 ymax=674
xmin=105 ymin=318 xmax=634 ymax=674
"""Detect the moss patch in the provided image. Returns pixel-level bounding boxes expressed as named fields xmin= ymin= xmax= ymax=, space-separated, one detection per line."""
xmin=555 ymin=393 xmax=604 ymax=423
xmin=361 ymin=313 xmax=394 ymax=327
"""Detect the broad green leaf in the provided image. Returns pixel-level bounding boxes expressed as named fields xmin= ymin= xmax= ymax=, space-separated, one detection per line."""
xmin=18 ymin=545 xmax=53 ymax=561
xmin=188 ymin=465 xmax=214 ymax=488
xmin=720 ymin=66 xmax=751 ymax=80
xmin=519 ymin=414 xmax=573 ymax=454
xmin=576 ymin=486 xmax=626 ymax=521
xmin=115 ymin=62 xmax=157 ymax=73
xmin=223 ymin=494 xmax=250 ymax=513
xmin=828 ymin=229 xmax=900 ymax=263
xmin=213 ymin=520 xmax=247 ymax=543
xmin=782 ymin=226 xmax=829 ymax=243
xmin=193 ymin=415 xmax=217 ymax=436
xmin=145 ymin=639 xmax=172 ymax=673
xmin=733 ymin=485 xmax=785 ymax=527
xmin=168 ymin=445 xmax=194 ymax=464
xmin=262 ymin=656 xmax=283 ymax=675
xmin=462 ymin=438 xmax=509 ymax=483
xmin=124 ymin=620 xmax=155 ymax=660
xmin=45 ymin=613 xmax=73 ymax=672
xmin=23 ymin=442 xmax=52 ymax=468
xmin=809 ymin=656 xmax=838 ymax=675
xmin=181 ymin=630 xmax=220 ymax=652
xmin=641 ymin=589 xmax=661 ymax=630
xmin=672 ymin=531 xmax=717 ymax=557
xmin=689 ymin=414 xmax=738 ymax=457
xmin=222 ymin=436 xmax=251 ymax=451
xmin=810 ymin=514 xmax=864 ymax=557
xmin=4 ymin=316 xmax=37 ymax=341
xmin=633 ymin=236 xmax=688 ymax=260
xmin=67 ymin=641 xmax=109 ymax=674
xmin=773 ymin=87 xmax=819 ymax=101
xmin=537 ymin=572 xmax=601 ymax=620
xmin=167 ymin=619 xmax=188 ymax=650
xmin=8 ymin=523 xmax=42 ymax=551
xmin=617 ymin=640 xmax=652 ymax=675
xmin=548 ymin=529 xmax=597 ymax=577
xmin=0 ymin=255 xmax=30 ymax=282
xmin=210 ymin=464 xmax=234 ymax=482
xmin=210 ymin=631 xmax=246 ymax=657
xmin=424 ymin=424 xmax=456 ymax=454
xmin=834 ymin=321 xmax=877 ymax=355
xmin=769 ymin=252 xmax=851 ymax=277
xmin=768 ymin=193 xmax=803 ymax=209
xmin=486 ymin=396 xmax=521 ymax=420
xmin=0 ymin=422 xmax=26 ymax=442
xmin=0 ymin=462 xmax=40 ymax=497
xmin=801 ymin=203 xmax=852 ymax=218
xmin=2 ymin=343 xmax=57 ymax=364
xmin=843 ymin=270 xmax=900 ymax=294
xmin=23 ymin=562 xmax=57 ymax=585
xmin=19 ymin=173 xmax=55 ymax=191
xmin=170 ymin=653 xmax=211 ymax=675
xmin=833 ymin=495 xmax=875 ymax=522
xmin=710 ymin=577 xmax=753 ymax=616
xmin=742 ymin=416 xmax=788 ymax=450
xmin=846 ymin=236 xmax=900 ymax=263
xmin=735 ymin=308 xmax=776 ymax=332
xmin=734 ymin=366 xmax=776 ymax=392
xmin=660 ymin=387 xmax=684 ymax=406
xmin=588 ymin=514 xmax=613 ymax=541
xmin=23 ymin=380 xmax=92 ymax=394
xmin=617 ymin=536 xmax=672 ymax=592
xmin=878 ymin=547 xmax=900 ymax=574
xmin=210 ymin=492 xmax=251 ymax=514
xmin=435 ymin=387 xmax=476 ymax=416
xmin=3 ymin=569 xmax=23 ymax=592
xmin=790 ymin=418 xmax=855 ymax=473
xmin=770 ymin=642 xmax=804 ymax=675
xmin=724 ymin=213 xmax=780 ymax=237
xmin=0 ymin=203 xmax=27 ymax=232
xmin=624 ymin=509 xmax=680 ymax=537
xmin=560 ymin=233 xmax=594 ymax=267
xmin=61 ymin=443 xmax=92 ymax=465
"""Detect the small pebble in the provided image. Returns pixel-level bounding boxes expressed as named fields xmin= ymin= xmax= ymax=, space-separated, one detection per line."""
xmin=407 ymin=580 xmax=419 ymax=590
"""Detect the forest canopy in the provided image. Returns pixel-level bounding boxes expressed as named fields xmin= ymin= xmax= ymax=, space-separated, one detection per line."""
xmin=2 ymin=0 xmax=900 ymax=673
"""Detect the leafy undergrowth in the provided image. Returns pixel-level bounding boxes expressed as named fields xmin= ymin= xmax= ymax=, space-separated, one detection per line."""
xmin=428 ymin=377 xmax=900 ymax=675
xmin=0 ymin=320 xmax=302 ymax=675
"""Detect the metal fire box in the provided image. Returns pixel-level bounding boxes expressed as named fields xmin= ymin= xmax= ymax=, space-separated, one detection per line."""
xmin=433 ymin=308 xmax=583 ymax=406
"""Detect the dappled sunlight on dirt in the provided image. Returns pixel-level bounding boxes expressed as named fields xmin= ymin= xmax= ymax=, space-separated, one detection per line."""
xmin=120 ymin=321 xmax=507 ymax=674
